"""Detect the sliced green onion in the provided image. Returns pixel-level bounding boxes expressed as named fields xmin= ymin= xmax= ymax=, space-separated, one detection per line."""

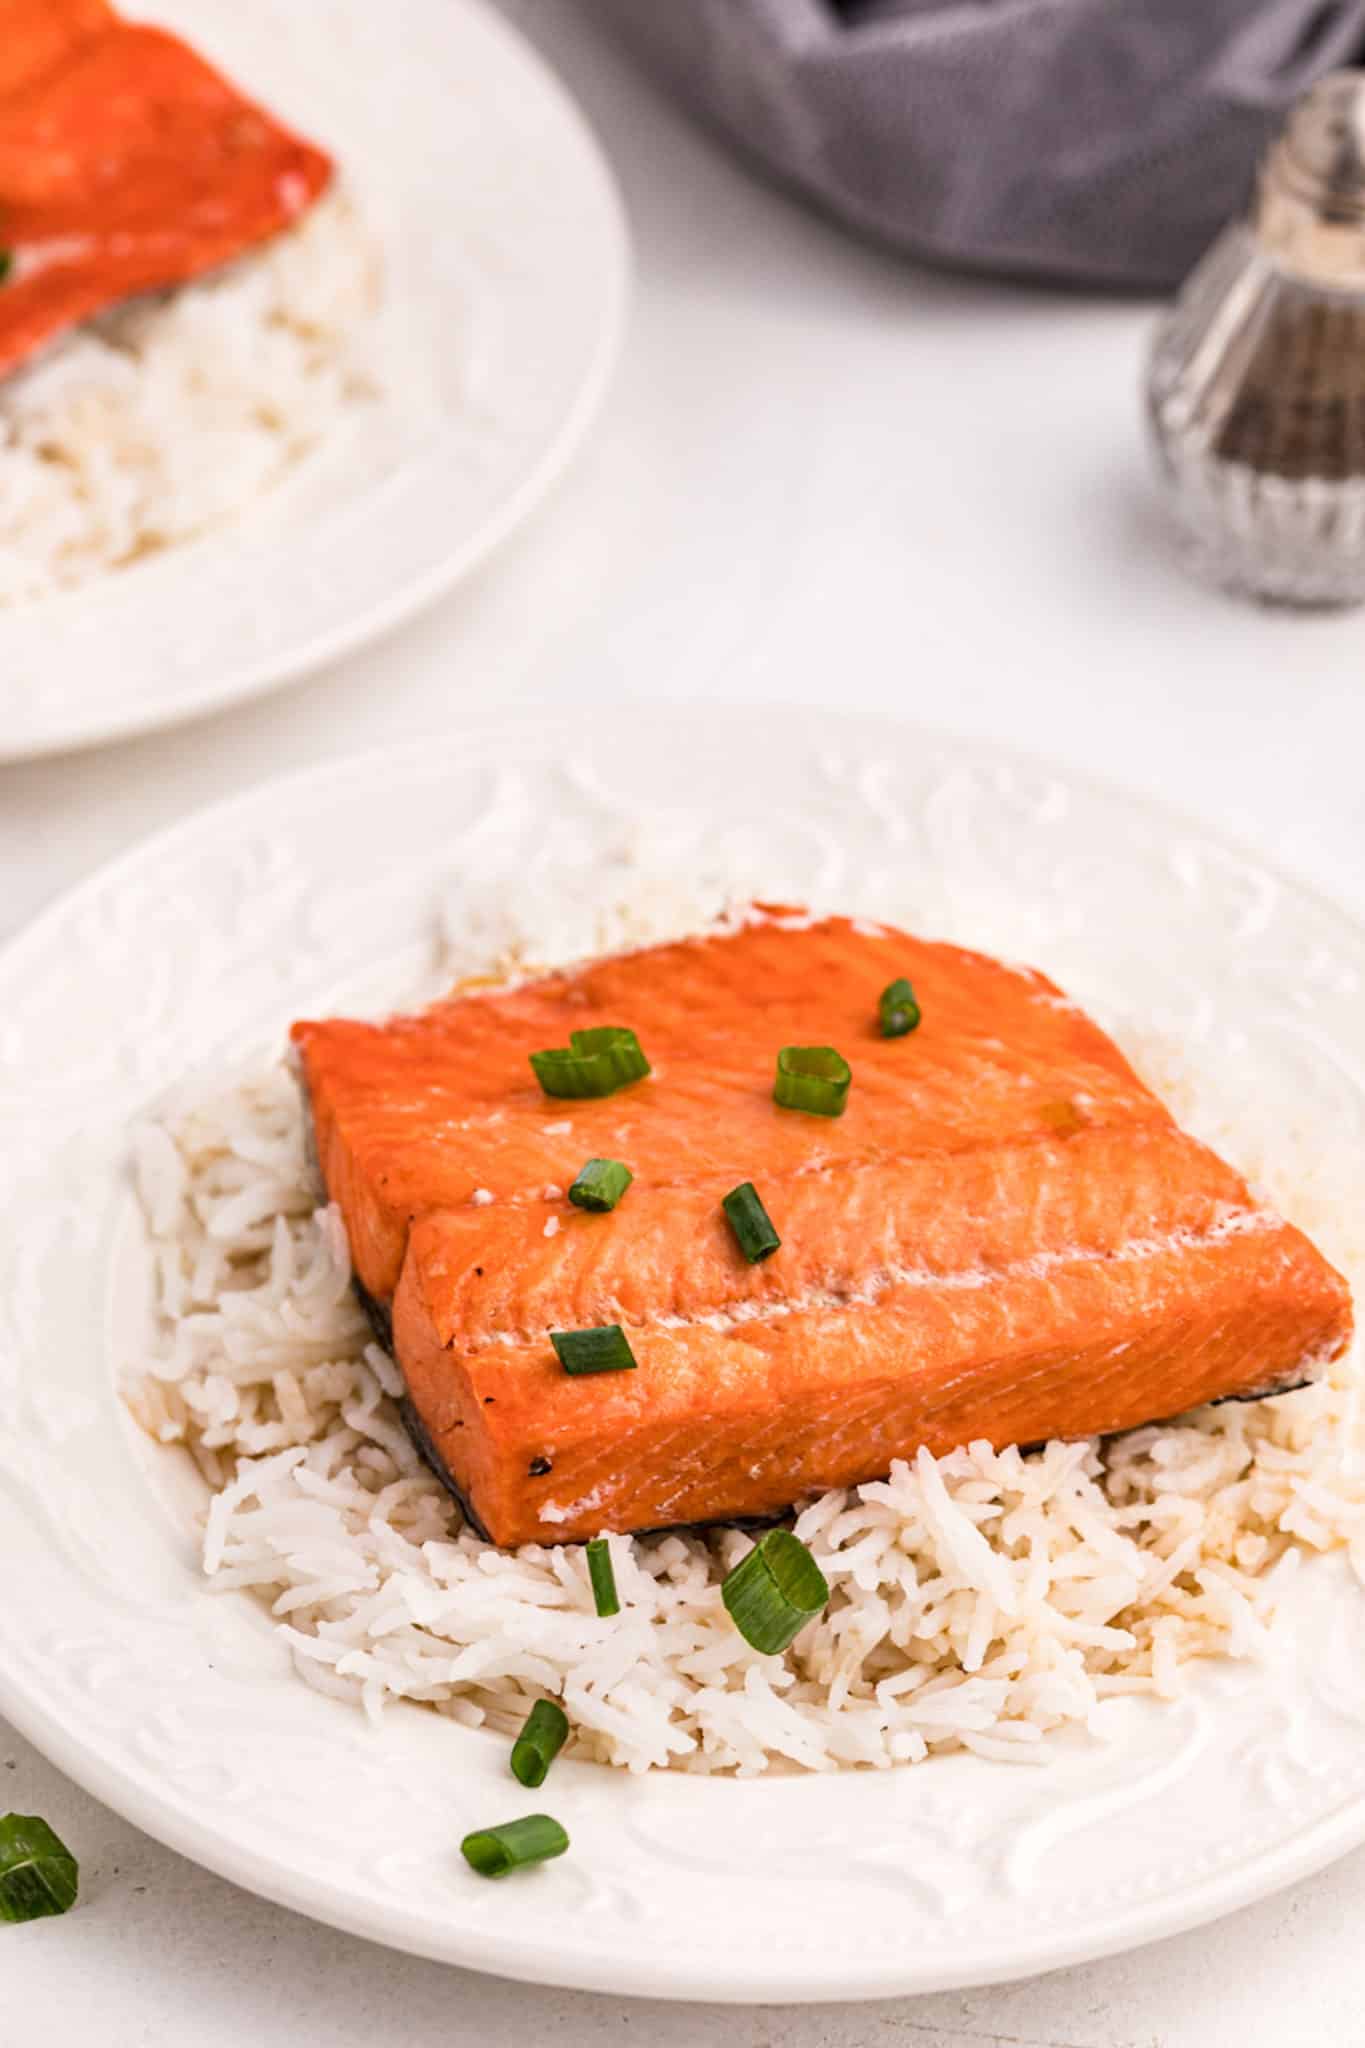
xmin=774 ymin=1045 xmax=851 ymax=1118
xmin=722 ymin=1181 xmax=781 ymax=1263
xmin=552 ymin=1325 xmax=638 ymax=1377
xmin=0 ymin=1816 xmax=79 ymax=1923
xmin=722 ymin=1529 xmax=829 ymax=1654
xmin=878 ymin=976 xmax=921 ymax=1038
xmin=510 ymin=1699 xmax=570 ymax=1788
xmin=0 ymin=252 xmax=12 ymax=287
xmin=461 ymin=1814 xmax=569 ymax=1879
xmin=586 ymin=1537 xmax=620 ymax=1616
xmin=530 ymin=1027 xmax=650 ymax=1099
xmin=567 ymin=1157 xmax=633 ymax=1212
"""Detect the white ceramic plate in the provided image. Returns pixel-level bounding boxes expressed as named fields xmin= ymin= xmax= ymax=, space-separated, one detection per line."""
xmin=4 ymin=709 xmax=1365 ymax=2002
xmin=0 ymin=0 xmax=627 ymax=761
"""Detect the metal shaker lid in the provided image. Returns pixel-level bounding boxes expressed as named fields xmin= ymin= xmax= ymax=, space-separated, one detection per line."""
xmin=1257 ymin=70 xmax=1365 ymax=286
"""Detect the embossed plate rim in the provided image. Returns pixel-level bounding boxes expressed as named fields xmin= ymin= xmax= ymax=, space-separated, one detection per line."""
xmin=4 ymin=709 xmax=1365 ymax=2001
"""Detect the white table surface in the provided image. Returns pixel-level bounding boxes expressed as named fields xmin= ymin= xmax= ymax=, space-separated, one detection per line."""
xmin=5 ymin=5 xmax=1365 ymax=2042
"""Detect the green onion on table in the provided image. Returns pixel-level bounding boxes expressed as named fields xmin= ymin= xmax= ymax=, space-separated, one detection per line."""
xmin=0 ymin=1815 xmax=79 ymax=1923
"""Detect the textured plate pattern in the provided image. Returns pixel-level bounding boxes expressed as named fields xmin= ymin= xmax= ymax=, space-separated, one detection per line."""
xmin=0 ymin=0 xmax=627 ymax=759
xmin=3 ymin=711 xmax=1365 ymax=2001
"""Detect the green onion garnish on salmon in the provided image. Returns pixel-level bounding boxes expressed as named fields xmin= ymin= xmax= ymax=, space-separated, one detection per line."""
xmin=586 ymin=1537 xmax=620 ymax=1616
xmin=567 ymin=1158 xmax=633 ymax=1212
xmin=511 ymin=1700 xmax=570 ymax=1789
xmin=773 ymin=1045 xmax=850 ymax=1117
xmin=461 ymin=1815 xmax=569 ymax=1878
xmin=552 ymin=1325 xmax=637 ymax=1377
xmin=878 ymin=976 xmax=921 ymax=1037
xmin=722 ymin=1181 xmax=781 ymax=1263
xmin=722 ymin=1530 xmax=829 ymax=1653
xmin=294 ymin=908 xmax=1355 ymax=1554
xmin=530 ymin=1027 xmax=650 ymax=1099
xmin=0 ymin=1815 xmax=78 ymax=1923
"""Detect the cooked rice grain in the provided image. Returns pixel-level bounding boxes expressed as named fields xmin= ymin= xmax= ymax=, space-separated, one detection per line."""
xmin=0 ymin=191 xmax=379 ymax=604
xmin=126 ymin=932 xmax=1365 ymax=1775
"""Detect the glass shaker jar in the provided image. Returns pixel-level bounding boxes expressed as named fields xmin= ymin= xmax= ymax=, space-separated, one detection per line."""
xmin=1148 ymin=70 xmax=1365 ymax=606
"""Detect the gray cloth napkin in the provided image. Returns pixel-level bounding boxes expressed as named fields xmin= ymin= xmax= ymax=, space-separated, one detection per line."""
xmin=593 ymin=0 xmax=1365 ymax=287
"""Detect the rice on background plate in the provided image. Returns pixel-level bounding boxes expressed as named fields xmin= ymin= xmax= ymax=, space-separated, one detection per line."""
xmin=125 ymin=891 xmax=1365 ymax=1778
xmin=0 ymin=191 xmax=381 ymax=606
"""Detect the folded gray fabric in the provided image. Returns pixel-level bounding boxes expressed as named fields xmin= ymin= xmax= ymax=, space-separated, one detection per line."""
xmin=592 ymin=0 xmax=1365 ymax=287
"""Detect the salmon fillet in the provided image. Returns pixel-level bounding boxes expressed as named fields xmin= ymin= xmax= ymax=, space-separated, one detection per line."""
xmin=0 ymin=1 xmax=332 ymax=379
xmin=291 ymin=909 xmax=1353 ymax=1546
xmin=0 ymin=0 xmax=113 ymax=102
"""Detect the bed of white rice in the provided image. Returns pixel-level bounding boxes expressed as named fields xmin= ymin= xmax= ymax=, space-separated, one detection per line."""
xmin=0 ymin=191 xmax=380 ymax=605
xmin=126 ymin=903 xmax=1365 ymax=1777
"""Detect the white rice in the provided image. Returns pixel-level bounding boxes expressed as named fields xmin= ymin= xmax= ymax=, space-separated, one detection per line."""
xmin=0 ymin=190 xmax=380 ymax=604
xmin=126 ymin=902 xmax=1365 ymax=1776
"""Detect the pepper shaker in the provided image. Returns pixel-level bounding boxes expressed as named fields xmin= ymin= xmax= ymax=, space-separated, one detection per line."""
xmin=1148 ymin=70 xmax=1365 ymax=607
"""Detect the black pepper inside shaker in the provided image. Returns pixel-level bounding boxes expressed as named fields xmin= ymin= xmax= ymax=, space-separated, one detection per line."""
xmin=1148 ymin=70 xmax=1365 ymax=606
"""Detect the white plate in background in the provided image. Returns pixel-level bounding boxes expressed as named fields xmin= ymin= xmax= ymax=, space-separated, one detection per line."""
xmin=0 ymin=0 xmax=628 ymax=760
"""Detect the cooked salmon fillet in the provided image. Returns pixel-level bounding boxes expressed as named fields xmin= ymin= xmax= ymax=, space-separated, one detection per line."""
xmin=0 ymin=1 xmax=332 ymax=378
xmin=0 ymin=0 xmax=113 ymax=103
xmin=291 ymin=909 xmax=1354 ymax=1546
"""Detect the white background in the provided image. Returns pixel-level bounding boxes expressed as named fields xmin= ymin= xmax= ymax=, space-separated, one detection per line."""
xmin=4 ymin=4 xmax=1365 ymax=2042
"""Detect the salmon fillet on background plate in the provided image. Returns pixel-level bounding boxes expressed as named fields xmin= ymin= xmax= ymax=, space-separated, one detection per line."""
xmin=0 ymin=0 xmax=333 ymax=379
xmin=291 ymin=909 xmax=1353 ymax=1548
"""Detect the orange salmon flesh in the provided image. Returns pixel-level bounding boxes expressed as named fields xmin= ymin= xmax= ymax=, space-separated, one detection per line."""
xmin=291 ymin=910 xmax=1353 ymax=1546
xmin=0 ymin=0 xmax=332 ymax=378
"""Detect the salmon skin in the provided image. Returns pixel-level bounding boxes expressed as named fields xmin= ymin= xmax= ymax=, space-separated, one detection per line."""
xmin=0 ymin=0 xmax=332 ymax=379
xmin=291 ymin=908 xmax=1354 ymax=1548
